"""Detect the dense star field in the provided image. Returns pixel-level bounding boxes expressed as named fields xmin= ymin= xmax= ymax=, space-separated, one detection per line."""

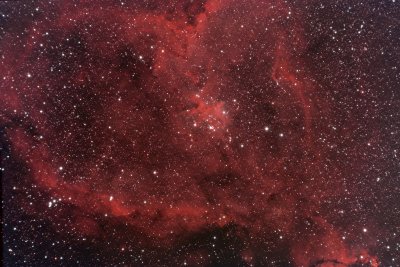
xmin=1 ymin=0 xmax=399 ymax=266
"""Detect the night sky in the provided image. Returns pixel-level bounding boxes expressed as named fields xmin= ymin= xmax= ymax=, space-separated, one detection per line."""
xmin=1 ymin=1 xmax=400 ymax=266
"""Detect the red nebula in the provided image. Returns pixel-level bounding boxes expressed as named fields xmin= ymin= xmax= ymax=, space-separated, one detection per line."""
xmin=2 ymin=0 xmax=398 ymax=266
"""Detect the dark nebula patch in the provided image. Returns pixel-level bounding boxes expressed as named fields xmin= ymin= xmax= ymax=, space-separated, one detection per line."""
xmin=1 ymin=0 xmax=399 ymax=266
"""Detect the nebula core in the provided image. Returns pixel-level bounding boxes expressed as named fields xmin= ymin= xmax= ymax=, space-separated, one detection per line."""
xmin=1 ymin=0 xmax=400 ymax=266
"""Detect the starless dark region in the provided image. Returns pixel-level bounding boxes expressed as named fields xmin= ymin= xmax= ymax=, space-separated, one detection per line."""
xmin=1 ymin=0 xmax=399 ymax=266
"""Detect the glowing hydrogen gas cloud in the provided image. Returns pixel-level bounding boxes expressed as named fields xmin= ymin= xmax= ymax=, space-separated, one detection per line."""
xmin=1 ymin=1 xmax=399 ymax=266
